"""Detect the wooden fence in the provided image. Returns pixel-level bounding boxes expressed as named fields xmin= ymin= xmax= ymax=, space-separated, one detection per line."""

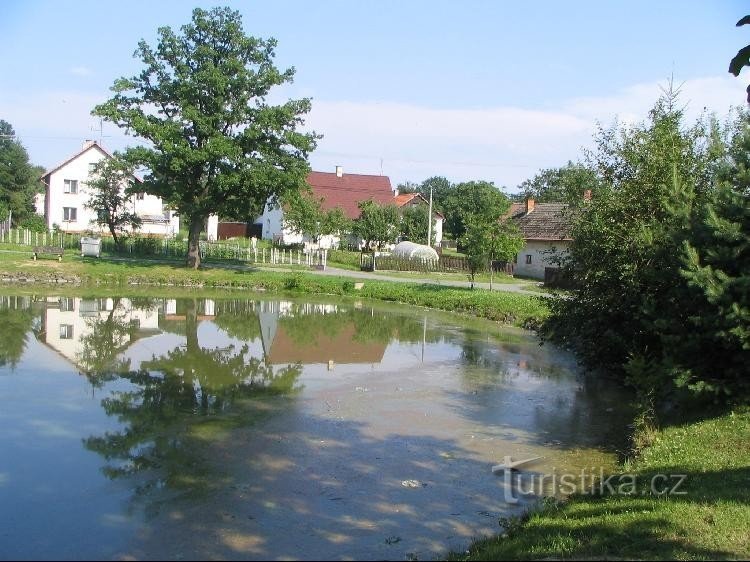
xmin=360 ymin=252 xmax=514 ymax=275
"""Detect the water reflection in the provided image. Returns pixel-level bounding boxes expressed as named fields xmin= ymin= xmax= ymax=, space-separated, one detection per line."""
xmin=0 ymin=295 xmax=39 ymax=368
xmin=0 ymin=294 xmax=634 ymax=560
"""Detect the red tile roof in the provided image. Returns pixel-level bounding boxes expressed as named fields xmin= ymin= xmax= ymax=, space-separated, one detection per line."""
xmin=394 ymin=193 xmax=419 ymax=206
xmin=266 ymin=324 xmax=387 ymax=365
xmin=307 ymin=171 xmax=394 ymax=219
xmin=393 ymin=192 xmax=444 ymax=218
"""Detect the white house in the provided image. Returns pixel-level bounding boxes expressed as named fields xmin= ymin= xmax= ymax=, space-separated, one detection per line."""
xmin=38 ymin=140 xmax=179 ymax=236
xmin=40 ymin=296 xmax=162 ymax=370
xmin=259 ymin=166 xmax=444 ymax=248
xmin=507 ymin=198 xmax=577 ymax=279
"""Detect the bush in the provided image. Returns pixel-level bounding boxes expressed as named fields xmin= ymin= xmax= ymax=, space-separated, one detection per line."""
xmin=18 ymin=214 xmax=47 ymax=232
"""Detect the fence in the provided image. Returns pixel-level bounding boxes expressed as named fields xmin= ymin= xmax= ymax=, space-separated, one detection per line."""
xmin=203 ymin=245 xmax=327 ymax=267
xmin=0 ymin=228 xmax=329 ymax=267
xmin=360 ymin=252 xmax=514 ymax=275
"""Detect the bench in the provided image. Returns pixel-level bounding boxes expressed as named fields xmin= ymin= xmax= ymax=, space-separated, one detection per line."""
xmin=32 ymin=246 xmax=64 ymax=262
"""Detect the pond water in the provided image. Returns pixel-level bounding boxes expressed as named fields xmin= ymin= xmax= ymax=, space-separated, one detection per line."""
xmin=0 ymin=293 xmax=633 ymax=561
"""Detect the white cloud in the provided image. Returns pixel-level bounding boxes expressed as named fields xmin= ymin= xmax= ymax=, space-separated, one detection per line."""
xmin=306 ymin=75 xmax=747 ymax=189
xmin=2 ymin=75 xmax=745 ymax=187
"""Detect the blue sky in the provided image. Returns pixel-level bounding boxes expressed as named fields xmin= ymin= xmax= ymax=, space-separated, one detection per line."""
xmin=1 ymin=1 xmax=747 ymax=190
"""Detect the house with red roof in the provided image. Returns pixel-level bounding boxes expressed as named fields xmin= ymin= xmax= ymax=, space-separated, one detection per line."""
xmin=259 ymin=166 xmax=443 ymax=248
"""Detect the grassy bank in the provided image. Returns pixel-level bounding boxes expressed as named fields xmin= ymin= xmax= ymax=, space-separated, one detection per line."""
xmin=0 ymin=253 xmax=548 ymax=328
xmin=455 ymin=408 xmax=750 ymax=560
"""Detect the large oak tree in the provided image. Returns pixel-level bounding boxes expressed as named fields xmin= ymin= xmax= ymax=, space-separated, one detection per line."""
xmin=93 ymin=7 xmax=318 ymax=268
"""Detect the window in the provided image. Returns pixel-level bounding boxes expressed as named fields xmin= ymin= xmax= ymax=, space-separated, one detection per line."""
xmin=59 ymin=324 xmax=74 ymax=339
xmin=88 ymin=163 xmax=97 ymax=174
xmin=59 ymin=298 xmax=75 ymax=312
xmin=63 ymin=207 xmax=77 ymax=222
xmin=136 ymin=192 xmax=145 ymax=200
xmin=63 ymin=179 xmax=78 ymax=194
xmin=525 ymin=255 xmax=532 ymax=265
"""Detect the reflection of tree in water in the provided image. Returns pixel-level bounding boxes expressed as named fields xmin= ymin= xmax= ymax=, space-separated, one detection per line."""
xmin=76 ymin=298 xmax=136 ymax=384
xmin=0 ymin=296 xmax=38 ymax=369
xmin=83 ymin=298 xmax=302 ymax=515
xmin=212 ymin=299 xmax=262 ymax=342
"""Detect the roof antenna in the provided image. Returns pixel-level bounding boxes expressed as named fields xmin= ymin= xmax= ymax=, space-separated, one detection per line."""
xmin=90 ymin=118 xmax=110 ymax=146
xmin=380 ymin=157 xmax=383 ymax=176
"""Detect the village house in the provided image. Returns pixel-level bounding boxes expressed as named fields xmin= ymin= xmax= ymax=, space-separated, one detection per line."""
xmin=258 ymin=166 xmax=444 ymax=248
xmin=507 ymin=192 xmax=589 ymax=279
xmin=38 ymin=141 xmax=179 ymax=237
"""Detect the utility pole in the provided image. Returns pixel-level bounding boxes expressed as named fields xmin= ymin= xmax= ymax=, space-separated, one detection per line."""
xmin=427 ymin=185 xmax=433 ymax=247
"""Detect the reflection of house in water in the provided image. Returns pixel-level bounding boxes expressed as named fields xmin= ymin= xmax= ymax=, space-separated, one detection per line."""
xmin=39 ymin=297 xmax=162 ymax=368
xmin=161 ymin=298 xmax=216 ymax=321
xmin=258 ymin=301 xmax=387 ymax=367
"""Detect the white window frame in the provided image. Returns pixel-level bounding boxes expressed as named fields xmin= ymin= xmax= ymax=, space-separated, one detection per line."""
xmin=59 ymin=324 xmax=74 ymax=339
xmin=63 ymin=207 xmax=78 ymax=222
xmin=63 ymin=179 xmax=78 ymax=194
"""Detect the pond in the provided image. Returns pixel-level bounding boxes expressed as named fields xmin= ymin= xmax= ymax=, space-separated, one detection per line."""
xmin=0 ymin=293 xmax=634 ymax=560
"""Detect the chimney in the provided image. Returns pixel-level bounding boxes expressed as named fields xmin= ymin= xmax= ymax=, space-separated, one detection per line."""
xmin=82 ymin=139 xmax=97 ymax=150
xmin=335 ymin=165 xmax=343 ymax=178
xmin=525 ymin=198 xmax=535 ymax=214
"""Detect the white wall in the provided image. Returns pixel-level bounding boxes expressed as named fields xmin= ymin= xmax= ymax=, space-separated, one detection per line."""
xmin=206 ymin=215 xmax=219 ymax=241
xmin=44 ymin=145 xmax=175 ymax=237
xmin=514 ymin=240 xmax=570 ymax=279
xmin=43 ymin=297 xmax=161 ymax=366
xmin=433 ymin=216 xmax=443 ymax=246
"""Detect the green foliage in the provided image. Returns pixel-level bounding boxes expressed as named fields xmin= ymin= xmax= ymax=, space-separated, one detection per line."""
xmin=0 ymin=119 xmax=42 ymax=226
xmin=729 ymin=15 xmax=750 ymax=102
xmin=93 ymin=7 xmax=318 ymax=268
xmin=461 ymin=218 xmax=524 ymax=287
xmin=18 ymin=213 xmax=47 ymax=232
xmin=545 ymin=90 xmax=749 ymax=403
xmin=282 ymin=191 xmax=351 ymax=244
xmin=85 ymin=154 xmax=142 ymax=248
xmin=516 ymin=161 xmax=600 ymax=204
xmin=0 ymin=300 xmax=35 ymax=368
xmin=673 ymin=181 xmax=749 ymax=397
xmin=353 ymin=200 xmax=400 ymax=250
xmin=441 ymin=180 xmax=511 ymax=240
xmin=400 ymin=204 xmax=435 ymax=245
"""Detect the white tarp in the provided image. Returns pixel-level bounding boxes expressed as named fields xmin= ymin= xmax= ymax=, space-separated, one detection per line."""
xmin=391 ymin=241 xmax=439 ymax=261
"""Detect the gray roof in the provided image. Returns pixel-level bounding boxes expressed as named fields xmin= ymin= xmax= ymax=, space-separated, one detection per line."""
xmin=508 ymin=202 xmax=574 ymax=241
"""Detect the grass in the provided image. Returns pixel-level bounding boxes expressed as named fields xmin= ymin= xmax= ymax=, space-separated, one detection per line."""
xmin=0 ymin=252 xmax=549 ymax=328
xmin=454 ymin=408 xmax=750 ymax=561
xmin=369 ymin=269 xmax=525 ymax=284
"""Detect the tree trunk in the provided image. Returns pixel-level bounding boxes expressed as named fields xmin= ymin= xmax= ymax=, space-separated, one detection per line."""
xmin=109 ymin=223 xmax=120 ymax=252
xmin=186 ymin=216 xmax=204 ymax=269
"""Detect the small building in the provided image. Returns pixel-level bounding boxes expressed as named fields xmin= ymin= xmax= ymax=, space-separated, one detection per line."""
xmin=38 ymin=140 xmax=179 ymax=236
xmin=259 ymin=166 xmax=444 ymax=248
xmin=260 ymin=166 xmax=395 ymax=248
xmin=508 ymin=198 xmax=574 ymax=279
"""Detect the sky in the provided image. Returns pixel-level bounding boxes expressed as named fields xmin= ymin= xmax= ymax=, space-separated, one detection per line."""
xmin=1 ymin=0 xmax=748 ymax=192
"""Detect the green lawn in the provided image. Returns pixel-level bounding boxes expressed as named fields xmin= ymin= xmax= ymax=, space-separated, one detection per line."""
xmin=454 ymin=408 xmax=750 ymax=560
xmin=0 ymin=252 xmax=549 ymax=328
